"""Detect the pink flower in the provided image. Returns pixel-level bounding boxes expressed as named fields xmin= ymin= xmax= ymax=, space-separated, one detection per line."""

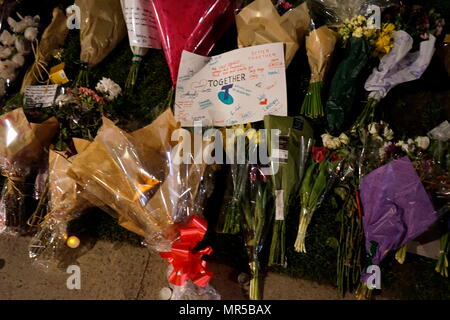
xmin=279 ymin=0 xmax=293 ymax=10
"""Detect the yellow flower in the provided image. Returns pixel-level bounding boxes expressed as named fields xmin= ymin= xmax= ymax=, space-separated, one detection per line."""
xmin=364 ymin=28 xmax=376 ymax=39
xmin=382 ymin=23 xmax=396 ymax=34
xmin=375 ymin=34 xmax=393 ymax=55
xmin=357 ymin=15 xmax=366 ymax=24
xmin=352 ymin=27 xmax=364 ymax=38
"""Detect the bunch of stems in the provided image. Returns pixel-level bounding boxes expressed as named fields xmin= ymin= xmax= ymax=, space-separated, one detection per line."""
xmin=301 ymin=82 xmax=325 ymax=118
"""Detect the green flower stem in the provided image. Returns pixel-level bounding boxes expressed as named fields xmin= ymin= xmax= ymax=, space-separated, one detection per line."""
xmin=125 ymin=55 xmax=143 ymax=93
xmin=351 ymin=98 xmax=380 ymax=132
xmin=436 ymin=232 xmax=449 ymax=277
xmin=301 ymin=81 xmax=324 ymax=119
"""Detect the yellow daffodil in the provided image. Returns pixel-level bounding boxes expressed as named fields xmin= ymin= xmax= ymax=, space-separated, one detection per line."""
xmin=382 ymin=23 xmax=396 ymax=34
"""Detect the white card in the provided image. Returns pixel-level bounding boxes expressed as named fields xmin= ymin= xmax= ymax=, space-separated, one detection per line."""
xmin=121 ymin=0 xmax=161 ymax=49
xmin=24 ymin=85 xmax=58 ymax=108
xmin=175 ymin=43 xmax=288 ymax=127
xmin=275 ymin=190 xmax=285 ymax=221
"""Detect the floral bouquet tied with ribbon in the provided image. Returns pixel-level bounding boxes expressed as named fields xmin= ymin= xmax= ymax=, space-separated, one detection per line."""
xmin=67 ymin=109 xmax=218 ymax=298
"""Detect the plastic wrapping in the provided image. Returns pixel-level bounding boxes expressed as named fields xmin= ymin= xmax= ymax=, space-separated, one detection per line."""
xmin=236 ymin=0 xmax=310 ymax=67
xmin=0 ymin=108 xmax=59 ymax=234
xmin=28 ymin=140 xmax=95 ymax=269
xmin=244 ymin=164 xmax=273 ymax=300
xmin=151 ymin=0 xmax=236 ymax=85
xmin=218 ymin=127 xmax=274 ymax=299
xmin=67 ymin=109 xmax=207 ymax=250
xmin=359 ymin=156 xmax=438 ymax=268
xmin=263 ymin=115 xmax=313 ymax=266
xmin=325 ymin=36 xmax=371 ymax=133
xmin=120 ymin=0 xmax=161 ymax=91
xmin=165 ymin=265 xmax=221 ymax=300
xmin=67 ymin=110 xmax=218 ymax=295
xmin=353 ymin=30 xmax=437 ymax=128
xmin=318 ymin=0 xmax=395 ymax=26
xmin=295 ymin=147 xmax=343 ymax=253
xmin=217 ymin=159 xmax=248 ymax=234
xmin=333 ymin=159 xmax=364 ymax=295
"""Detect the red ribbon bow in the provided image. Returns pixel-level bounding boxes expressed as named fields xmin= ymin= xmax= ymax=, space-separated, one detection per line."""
xmin=160 ymin=215 xmax=213 ymax=287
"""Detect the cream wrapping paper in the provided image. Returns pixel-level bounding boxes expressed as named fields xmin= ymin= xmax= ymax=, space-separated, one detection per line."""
xmin=306 ymin=26 xmax=337 ymax=83
xmin=75 ymin=0 xmax=127 ymax=67
xmin=236 ymin=0 xmax=310 ymax=67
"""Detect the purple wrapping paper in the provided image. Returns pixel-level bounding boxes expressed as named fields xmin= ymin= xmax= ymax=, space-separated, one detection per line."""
xmin=360 ymin=156 xmax=437 ymax=266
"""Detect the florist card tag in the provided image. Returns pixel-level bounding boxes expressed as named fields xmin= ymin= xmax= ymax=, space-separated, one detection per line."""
xmin=24 ymin=85 xmax=58 ymax=108
xmin=121 ymin=0 xmax=161 ymax=49
xmin=175 ymin=43 xmax=287 ymax=127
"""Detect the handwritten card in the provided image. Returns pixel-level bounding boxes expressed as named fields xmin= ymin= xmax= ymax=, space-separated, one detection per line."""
xmin=175 ymin=43 xmax=287 ymax=127
xmin=121 ymin=0 xmax=161 ymax=49
xmin=24 ymin=85 xmax=58 ymax=108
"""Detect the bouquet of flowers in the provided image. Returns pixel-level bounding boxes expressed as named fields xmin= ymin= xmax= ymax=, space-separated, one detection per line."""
xmin=0 ymin=108 xmax=59 ymax=234
xmin=216 ymin=124 xmax=252 ymax=235
xmin=0 ymin=11 xmax=40 ymax=98
xmin=352 ymin=4 xmax=444 ymax=131
xmin=28 ymin=139 xmax=97 ymax=269
xmin=326 ymin=15 xmax=393 ymax=133
xmin=301 ymin=24 xmax=336 ymax=118
xmin=53 ymin=77 xmax=122 ymax=150
xmin=295 ymin=144 xmax=344 ymax=253
xmin=300 ymin=0 xmax=337 ymax=118
xmin=243 ymin=163 xmax=272 ymax=300
xmin=74 ymin=0 xmax=127 ymax=86
xmin=120 ymin=0 xmax=161 ymax=92
xmin=67 ymin=109 xmax=218 ymax=297
xmin=217 ymin=124 xmax=273 ymax=299
xmin=357 ymin=156 xmax=438 ymax=299
xmin=353 ymin=29 xmax=436 ymax=130
xmin=20 ymin=8 xmax=68 ymax=91
xmin=264 ymin=115 xmax=313 ymax=266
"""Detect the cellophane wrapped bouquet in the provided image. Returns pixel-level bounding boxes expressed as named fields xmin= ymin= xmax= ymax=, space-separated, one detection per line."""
xmin=67 ymin=109 xmax=219 ymax=299
xmin=0 ymin=108 xmax=58 ymax=234
xmin=28 ymin=139 xmax=103 ymax=269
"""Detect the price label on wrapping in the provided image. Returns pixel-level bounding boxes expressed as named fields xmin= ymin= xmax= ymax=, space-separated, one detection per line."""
xmin=49 ymin=63 xmax=69 ymax=85
xmin=271 ymin=135 xmax=289 ymax=164
xmin=275 ymin=189 xmax=285 ymax=221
